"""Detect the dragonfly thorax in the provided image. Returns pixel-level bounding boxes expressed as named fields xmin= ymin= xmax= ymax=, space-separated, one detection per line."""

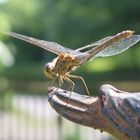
xmin=44 ymin=54 xmax=79 ymax=80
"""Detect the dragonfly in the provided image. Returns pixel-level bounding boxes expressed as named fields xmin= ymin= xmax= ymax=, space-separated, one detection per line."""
xmin=2 ymin=30 xmax=140 ymax=95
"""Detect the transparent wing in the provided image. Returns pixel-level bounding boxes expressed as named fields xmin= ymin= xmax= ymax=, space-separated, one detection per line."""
xmin=75 ymin=36 xmax=112 ymax=51
xmin=94 ymin=35 xmax=140 ymax=57
xmin=76 ymin=35 xmax=140 ymax=65
xmin=2 ymin=31 xmax=75 ymax=55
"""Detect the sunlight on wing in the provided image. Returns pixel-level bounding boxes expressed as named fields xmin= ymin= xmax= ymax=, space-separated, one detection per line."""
xmin=95 ymin=35 xmax=140 ymax=57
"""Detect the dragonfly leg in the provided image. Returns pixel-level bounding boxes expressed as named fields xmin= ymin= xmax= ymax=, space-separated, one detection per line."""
xmin=68 ymin=74 xmax=90 ymax=95
xmin=49 ymin=77 xmax=57 ymax=87
xmin=63 ymin=76 xmax=75 ymax=105
xmin=48 ymin=75 xmax=63 ymax=97
xmin=64 ymin=76 xmax=75 ymax=91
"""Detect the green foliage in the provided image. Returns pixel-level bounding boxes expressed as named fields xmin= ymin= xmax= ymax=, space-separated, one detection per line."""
xmin=0 ymin=90 xmax=15 ymax=111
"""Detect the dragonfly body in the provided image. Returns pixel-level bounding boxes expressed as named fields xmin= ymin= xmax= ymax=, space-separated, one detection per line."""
xmin=1 ymin=30 xmax=140 ymax=93
xmin=44 ymin=53 xmax=79 ymax=83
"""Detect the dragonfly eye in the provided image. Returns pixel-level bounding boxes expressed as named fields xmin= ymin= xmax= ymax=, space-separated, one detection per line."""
xmin=44 ymin=63 xmax=51 ymax=70
xmin=44 ymin=63 xmax=55 ymax=79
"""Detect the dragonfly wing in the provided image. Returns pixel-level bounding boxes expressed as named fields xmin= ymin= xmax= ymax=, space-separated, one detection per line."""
xmin=75 ymin=36 xmax=112 ymax=51
xmin=2 ymin=31 xmax=75 ymax=55
xmin=76 ymin=35 xmax=140 ymax=65
xmin=95 ymin=35 xmax=140 ymax=57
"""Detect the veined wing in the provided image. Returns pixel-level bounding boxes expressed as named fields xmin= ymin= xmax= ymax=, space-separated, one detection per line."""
xmin=1 ymin=31 xmax=75 ymax=55
xmin=75 ymin=36 xmax=112 ymax=51
xmin=94 ymin=35 xmax=140 ymax=57
xmin=76 ymin=31 xmax=140 ymax=65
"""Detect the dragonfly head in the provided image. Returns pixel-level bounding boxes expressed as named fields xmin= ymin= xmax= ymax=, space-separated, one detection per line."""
xmin=44 ymin=62 xmax=56 ymax=79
